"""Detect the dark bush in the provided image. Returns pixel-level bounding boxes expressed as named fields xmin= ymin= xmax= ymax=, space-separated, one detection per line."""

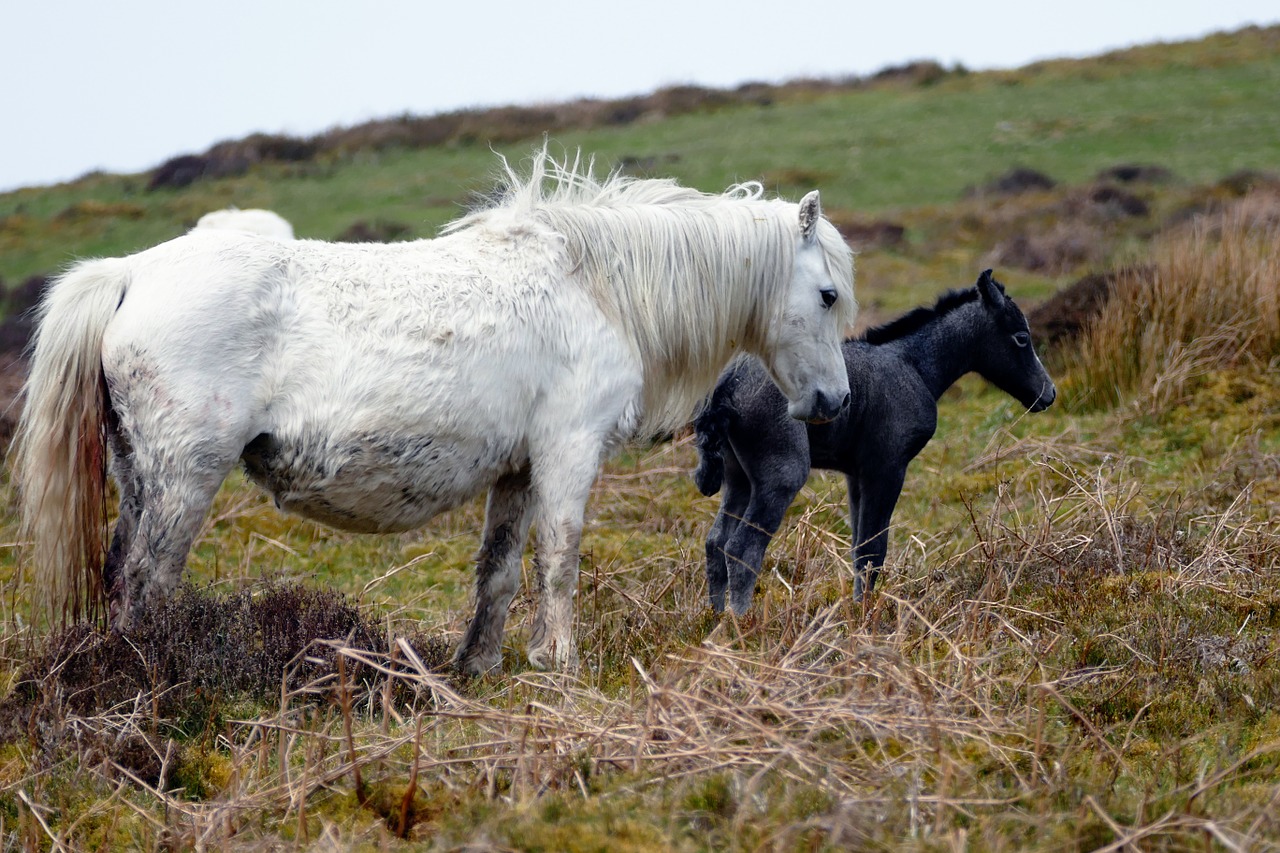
xmin=870 ymin=60 xmax=949 ymax=86
xmin=148 ymin=154 xmax=210 ymax=190
xmin=617 ymin=153 xmax=683 ymax=176
xmin=1025 ymin=267 xmax=1154 ymax=350
xmin=1096 ymin=164 xmax=1174 ymax=184
xmin=968 ymin=167 xmax=1057 ymax=197
xmin=335 ymin=219 xmax=415 ymax=243
xmin=1087 ymin=184 xmax=1150 ymax=218
xmin=0 ymin=581 xmax=454 ymax=786
xmin=2 ymin=583 xmax=382 ymax=725
xmin=148 ymin=134 xmax=319 ymax=190
xmin=1217 ymin=169 xmax=1280 ymax=197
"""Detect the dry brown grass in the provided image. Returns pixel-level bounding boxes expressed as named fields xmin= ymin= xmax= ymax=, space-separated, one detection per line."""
xmin=1064 ymin=195 xmax=1280 ymax=412
xmin=3 ymin=422 xmax=1277 ymax=849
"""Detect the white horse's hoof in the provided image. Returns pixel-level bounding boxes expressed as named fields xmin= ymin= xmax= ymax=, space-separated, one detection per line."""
xmin=453 ymin=648 xmax=501 ymax=677
xmin=526 ymin=640 xmax=578 ymax=672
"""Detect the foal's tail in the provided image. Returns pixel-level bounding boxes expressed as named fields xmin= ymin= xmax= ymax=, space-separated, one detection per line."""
xmin=10 ymin=258 xmax=128 ymax=626
xmin=692 ymin=381 xmax=735 ymax=497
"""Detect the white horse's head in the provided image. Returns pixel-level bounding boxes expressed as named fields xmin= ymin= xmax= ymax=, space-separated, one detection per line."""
xmin=756 ymin=191 xmax=854 ymax=423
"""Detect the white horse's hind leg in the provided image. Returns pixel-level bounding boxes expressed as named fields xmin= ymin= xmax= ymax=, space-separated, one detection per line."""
xmin=117 ymin=445 xmax=240 ymax=626
xmin=454 ymin=467 xmax=535 ymax=675
xmin=104 ymin=351 xmax=257 ymax=628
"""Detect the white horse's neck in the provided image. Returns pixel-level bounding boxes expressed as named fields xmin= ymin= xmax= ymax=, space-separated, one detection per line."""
xmin=544 ymin=201 xmax=798 ymax=435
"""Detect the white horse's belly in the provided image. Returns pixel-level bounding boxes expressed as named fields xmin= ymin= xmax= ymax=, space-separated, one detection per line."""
xmin=241 ymin=426 xmax=519 ymax=533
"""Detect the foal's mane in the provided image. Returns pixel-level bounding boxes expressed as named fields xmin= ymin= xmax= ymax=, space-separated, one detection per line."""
xmin=448 ymin=148 xmax=856 ymax=434
xmin=859 ymin=287 xmax=980 ymax=345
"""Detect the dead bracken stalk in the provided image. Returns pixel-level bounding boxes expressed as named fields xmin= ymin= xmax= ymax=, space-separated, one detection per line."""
xmin=337 ymin=654 xmax=366 ymax=805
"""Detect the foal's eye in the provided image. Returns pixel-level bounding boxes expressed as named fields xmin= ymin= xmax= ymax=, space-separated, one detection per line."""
xmin=1013 ymin=332 xmax=1030 ymax=348
xmin=820 ymin=288 xmax=838 ymax=309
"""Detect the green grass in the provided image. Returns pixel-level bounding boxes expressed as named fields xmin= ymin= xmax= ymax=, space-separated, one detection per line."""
xmin=0 ymin=24 xmax=1278 ymax=852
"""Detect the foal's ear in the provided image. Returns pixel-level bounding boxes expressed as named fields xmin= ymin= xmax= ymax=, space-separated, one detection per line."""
xmin=976 ymin=268 xmax=1006 ymax=305
xmin=798 ymin=190 xmax=822 ymax=244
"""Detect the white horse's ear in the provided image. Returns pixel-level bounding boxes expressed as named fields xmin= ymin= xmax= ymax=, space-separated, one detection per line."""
xmin=798 ymin=190 xmax=821 ymax=244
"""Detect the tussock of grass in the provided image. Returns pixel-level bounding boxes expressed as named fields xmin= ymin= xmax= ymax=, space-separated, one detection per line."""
xmin=1065 ymin=195 xmax=1280 ymax=411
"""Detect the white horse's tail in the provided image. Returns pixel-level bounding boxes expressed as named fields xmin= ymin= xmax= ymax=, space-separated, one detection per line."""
xmin=10 ymin=258 xmax=128 ymax=626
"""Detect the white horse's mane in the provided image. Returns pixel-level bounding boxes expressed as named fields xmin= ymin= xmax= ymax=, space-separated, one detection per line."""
xmin=447 ymin=149 xmax=856 ymax=433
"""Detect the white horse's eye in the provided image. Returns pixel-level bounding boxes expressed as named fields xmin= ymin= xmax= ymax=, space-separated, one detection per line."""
xmin=1013 ymin=332 xmax=1030 ymax=347
xmin=820 ymin=288 xmax=837 ymax=309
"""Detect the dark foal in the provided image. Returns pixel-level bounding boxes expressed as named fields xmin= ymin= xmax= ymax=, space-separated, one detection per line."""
xmin=693 ymin=269 xmax=1056 ymax=613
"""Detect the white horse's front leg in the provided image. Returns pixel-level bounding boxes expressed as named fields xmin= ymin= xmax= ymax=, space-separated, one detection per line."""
xmin=527 ymin=516 xmax=584 ymax=671
xmin=526 ymin=438 xmax=602 ymax=672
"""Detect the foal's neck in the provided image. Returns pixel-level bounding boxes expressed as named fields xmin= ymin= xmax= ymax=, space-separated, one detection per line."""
xmin=896 ymin=303 xmax=986 ymax=401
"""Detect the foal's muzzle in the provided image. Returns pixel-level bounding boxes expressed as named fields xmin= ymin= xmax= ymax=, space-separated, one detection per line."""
xmin=1028 ymin=383 xmax=1057 ymax=412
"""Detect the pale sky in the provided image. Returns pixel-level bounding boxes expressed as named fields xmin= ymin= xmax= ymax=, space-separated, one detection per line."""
xmin=2 ymin=1 xmax=1276 ymax=192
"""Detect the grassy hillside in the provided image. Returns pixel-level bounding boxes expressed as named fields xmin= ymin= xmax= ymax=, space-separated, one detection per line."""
xmin=2 ymin=25 xmax=1278 ymax=286
xmin=0 ymin=24 xmax=1277 ymax=851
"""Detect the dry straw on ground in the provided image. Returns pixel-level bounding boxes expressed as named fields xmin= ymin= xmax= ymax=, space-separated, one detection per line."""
xmin=4 ymin=428 xmax=1277 ymax=848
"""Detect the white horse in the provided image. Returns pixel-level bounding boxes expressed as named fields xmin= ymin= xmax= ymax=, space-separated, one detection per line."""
xmin=193 ymin=207 xmax=296 ymax=240
xmin=13 ymin=149 xmax=856 ymax=673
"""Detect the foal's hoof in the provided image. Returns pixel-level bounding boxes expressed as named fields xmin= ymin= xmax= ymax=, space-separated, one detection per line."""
xmin=727 ymin=592 xmax=757 ymax=619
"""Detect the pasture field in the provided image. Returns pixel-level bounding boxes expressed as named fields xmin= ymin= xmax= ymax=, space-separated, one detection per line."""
xmin=0 ymin=25 xmax=1277 ymax=851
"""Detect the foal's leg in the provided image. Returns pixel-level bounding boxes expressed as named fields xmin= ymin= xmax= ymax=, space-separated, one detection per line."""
xmin=705 ymin=451 xmax=750 ymax=612
xmin=852 ymin=467 xmax=907 ymax=601
xmin=454 ymin=468 xmax=535 ymax=675
xmin=526 ymin=433 xmax=605 ymax=671
xmin=724 ymin=461 xmax=808 ymax=616
xmin=846 ymin=473 xmax=864 ymax=600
